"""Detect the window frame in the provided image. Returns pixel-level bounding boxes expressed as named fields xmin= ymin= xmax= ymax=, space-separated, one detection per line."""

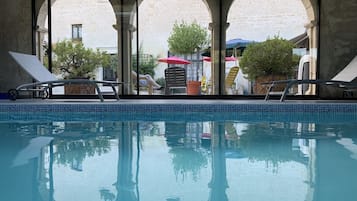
xmin=71 ymin=24 xmax=82 ymax=41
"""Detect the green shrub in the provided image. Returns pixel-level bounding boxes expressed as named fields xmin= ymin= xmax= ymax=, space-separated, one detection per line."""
xmin=167 ymin=21 xmax=209 ymax=54
xmin=239 ymin=36 xmax=297 ymax=80
xmin=52 ymin=40 xmax=110 ymax=79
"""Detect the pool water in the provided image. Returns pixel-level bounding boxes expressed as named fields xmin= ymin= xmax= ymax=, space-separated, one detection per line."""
xmin=1 ymin=112 xmax=357 ymax=201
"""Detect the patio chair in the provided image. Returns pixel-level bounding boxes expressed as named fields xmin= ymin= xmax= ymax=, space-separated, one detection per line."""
xmin=199 ymin=66 xmax=239 ymax=95
xmin=265 ymin=55 xmax=357 ymax=101
xmin=165 ymin=121 xmax=187 ymax=147
xmin=164 ymin=66 xmax=187 ymax=95
xmin=8 ymin=51 xmax=122 ymax=101
xmin=225 ymin=66 xmax=239 ymax=94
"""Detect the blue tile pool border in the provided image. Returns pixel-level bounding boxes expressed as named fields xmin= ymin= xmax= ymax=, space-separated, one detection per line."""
xmin=1 ymin=102 xmax=357 ymax=122
xmin=1 ymin=102 xmax=357 ymax=113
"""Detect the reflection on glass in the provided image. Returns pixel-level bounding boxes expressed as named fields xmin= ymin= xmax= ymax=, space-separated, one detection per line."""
xmin=2 ymin=117 xmax=357 ymax=201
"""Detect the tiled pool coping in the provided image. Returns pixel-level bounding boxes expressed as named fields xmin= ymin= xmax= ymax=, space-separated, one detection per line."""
xmin=1 ymin=100 xmax=357 ymax=122
xmin=1 ymin=100 xmax=357 ymax=113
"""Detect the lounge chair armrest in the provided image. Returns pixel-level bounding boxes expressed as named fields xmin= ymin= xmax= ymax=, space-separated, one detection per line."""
xmin=261 ymin=79 xmax=298 ymax=85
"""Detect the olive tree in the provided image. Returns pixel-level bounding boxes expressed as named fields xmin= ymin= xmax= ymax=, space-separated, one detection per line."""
xmin=239 ymin=36 xmax=297 ymax=80
xmin=52 ymin=40 xmax=110 ymax=79
xmin=167 ymin=21 xmax=209 ymax=54
xmin=239 ymin=36 xmax=299 ymax=94
xmin=167 ymin=21 xmax=209 ymax=82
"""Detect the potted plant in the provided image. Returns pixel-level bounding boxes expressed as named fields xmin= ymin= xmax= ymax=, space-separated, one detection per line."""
xmin=239 ymin=36 xmax=298 ymax=94
xmin=52 ymin=40 xmax=110 ymax=94
xmin=167 ymin=21 xmax=209 ymax=95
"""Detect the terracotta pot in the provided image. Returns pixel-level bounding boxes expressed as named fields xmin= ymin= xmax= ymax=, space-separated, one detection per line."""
xmin=64 ymin=84 xmax=96 ymax=95
xmin=187 ymin=81 xmax=201 ymax=95
xmin=253 ymin=75 xmax=288 ymax=95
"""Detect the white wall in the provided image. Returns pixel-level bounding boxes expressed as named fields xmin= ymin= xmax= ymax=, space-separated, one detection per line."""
xmin=50 ymin=0 xmax=117 ymax=52
xmin=227 ymin=0 xmax=308 ymax=41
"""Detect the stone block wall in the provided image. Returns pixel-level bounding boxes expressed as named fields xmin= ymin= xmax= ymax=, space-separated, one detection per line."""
xmin=319 ymin=0 xmax=357 ymax=98
xmin=0 ymin=0 xmax=33 ymax=93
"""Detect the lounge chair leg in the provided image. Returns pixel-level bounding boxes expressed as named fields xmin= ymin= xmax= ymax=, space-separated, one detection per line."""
xmin=264 ymin=83 xmax=274 ymax=101
xmin=110 ymin=84 xmax=120 ymax=100
xmin=280 ymin=82 xmax=294 ymax=102
xmin=93 ymin=83 xmax=104 ymax=102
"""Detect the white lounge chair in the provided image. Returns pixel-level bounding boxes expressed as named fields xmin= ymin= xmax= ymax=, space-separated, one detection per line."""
xmin=8 ymin=51 xmax=122 ymax=101
xmin=131 ymin=71 xmax=163 ymax=95
xmin=265 ymin=55 xmax=357 ymax=101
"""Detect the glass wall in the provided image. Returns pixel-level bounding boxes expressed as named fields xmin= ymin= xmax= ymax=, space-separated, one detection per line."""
xmin=226 ymin=0 xmax=315 ymax=96
xmin=134 ymin=0 xmax=210 ymax=96
xmin=37 ymin=0 xmax=317 ymax=98
xmin=40 ymin=0 xmax=118 ymax=96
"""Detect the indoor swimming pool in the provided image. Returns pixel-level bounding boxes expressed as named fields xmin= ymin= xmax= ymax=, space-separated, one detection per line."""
xmin=1 ymin=105 xmax=357 ymax=201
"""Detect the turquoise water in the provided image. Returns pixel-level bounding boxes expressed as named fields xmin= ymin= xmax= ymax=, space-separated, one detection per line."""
xmin=1 ymin=112 xmax=357 ymax=201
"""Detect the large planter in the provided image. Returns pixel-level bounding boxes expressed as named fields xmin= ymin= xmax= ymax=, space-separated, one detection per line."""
xmin=187 ymin=81 xmax=201 ymax=95
xmin=64 ymin=84 xmax=96 ymax=95
xmin=253 ymin=75 xmax=288 ymax=95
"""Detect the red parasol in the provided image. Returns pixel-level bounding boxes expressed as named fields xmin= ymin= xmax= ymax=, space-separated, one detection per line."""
xmin=203 ymin=56 xmax=236 ymax=62
xmin=158 ymin=56 xmax=191 ymax=64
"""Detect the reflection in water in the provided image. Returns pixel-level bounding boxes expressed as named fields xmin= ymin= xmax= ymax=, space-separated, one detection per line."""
xmin=12 ymin=136 xmax=54 ymax=167
xmin=165 ymin=122 xmax=208 ymax=181
xmin=115 ymin=122 xmax=138 ymax=201
xmin=208 ymin=123 xmax=228 ymax=201
xmin=54 ymin=136 xmax=111 ymax=171
xmin=2 ymin=118 xmax=357 ymax=201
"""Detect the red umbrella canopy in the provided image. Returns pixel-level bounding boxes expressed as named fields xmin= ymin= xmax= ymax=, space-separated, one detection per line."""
xmin=158 ymin=56 xmax=191 ymax=64
xmin=203 ymin=56 xmax=236 ymax=62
